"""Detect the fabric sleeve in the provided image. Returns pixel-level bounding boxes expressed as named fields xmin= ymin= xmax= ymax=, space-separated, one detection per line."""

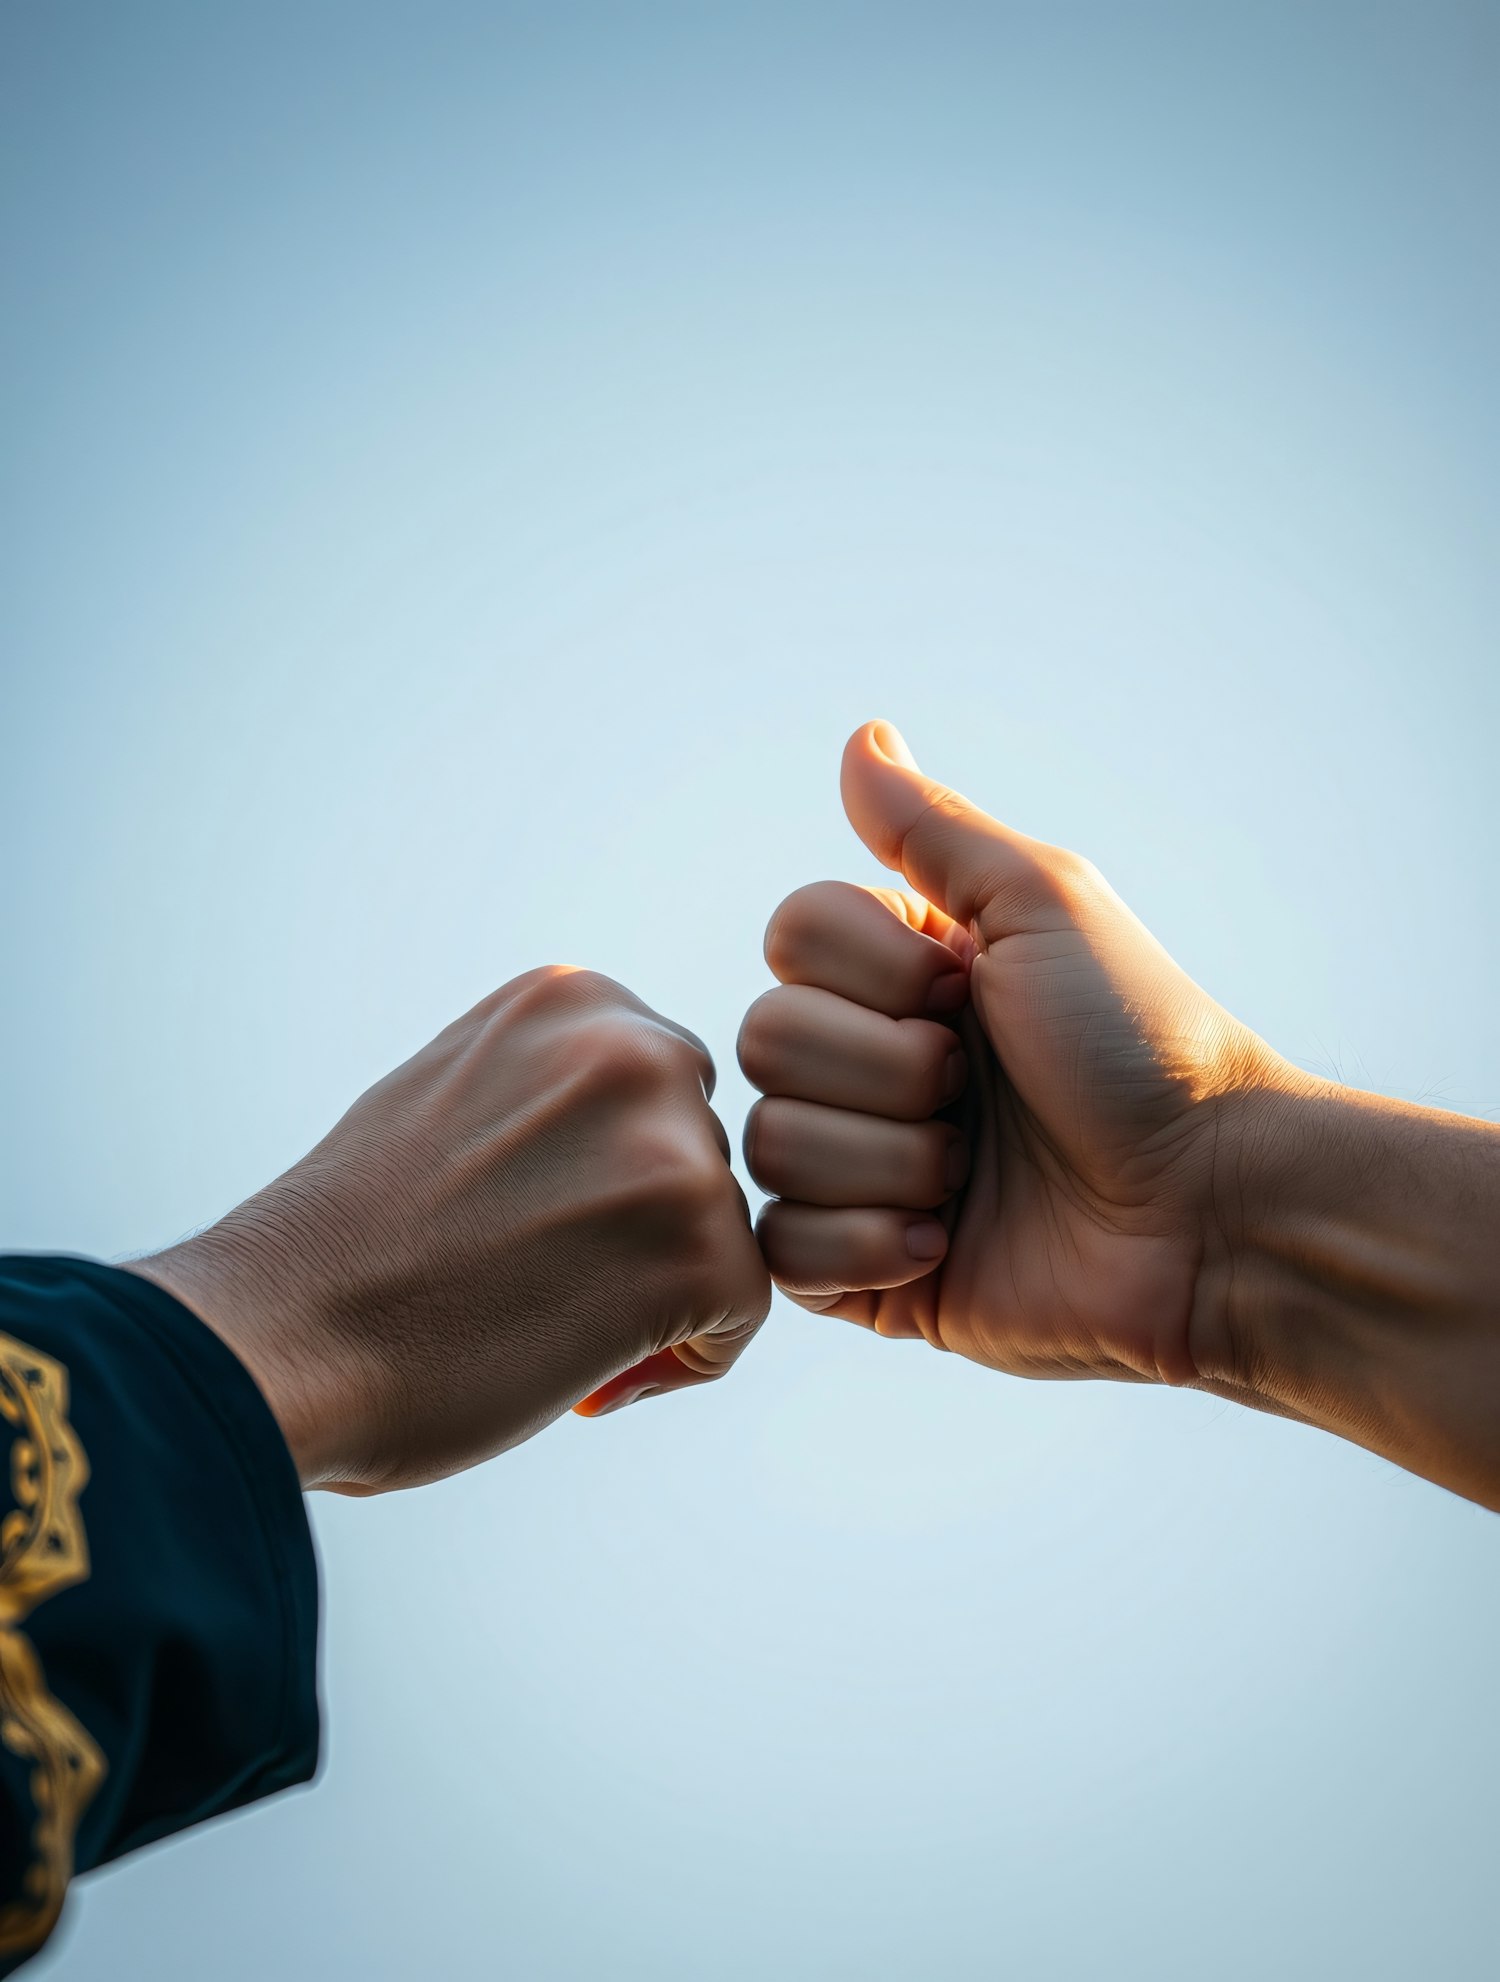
xmin=0 ymin=1253 xmax=320 ymax=1974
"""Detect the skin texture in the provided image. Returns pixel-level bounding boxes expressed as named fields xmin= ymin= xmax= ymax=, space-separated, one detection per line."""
xmin=741 ymin=721 xmax=1500 ymax=1511
xmin=131 ymin=967 xmax=770 ymax=1491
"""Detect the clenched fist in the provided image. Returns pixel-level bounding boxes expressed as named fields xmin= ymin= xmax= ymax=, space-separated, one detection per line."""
xmin=133 ymin=968 xmax=770 ymax=1492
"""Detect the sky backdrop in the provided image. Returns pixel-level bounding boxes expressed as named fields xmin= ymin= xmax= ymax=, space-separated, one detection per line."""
xmin=3 ymin=3 xmax=1498 ymax=1978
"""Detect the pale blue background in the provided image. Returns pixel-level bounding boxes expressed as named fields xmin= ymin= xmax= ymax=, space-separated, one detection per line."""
xmin=3 ymin=4 xmax=1498 ymax=1978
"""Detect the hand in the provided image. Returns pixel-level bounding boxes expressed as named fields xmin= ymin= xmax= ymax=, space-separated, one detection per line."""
xmin=132 ymin=968 xmax=770 ymax=1492
xmin=739 ymin=721 xmax=1500 ymax=1508
xmin=740 ymin=719 xmax=1268 ymax=1384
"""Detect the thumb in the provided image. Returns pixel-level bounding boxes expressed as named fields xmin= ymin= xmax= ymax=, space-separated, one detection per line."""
xmin=840 ymin=721 xmax=1056 ymax=937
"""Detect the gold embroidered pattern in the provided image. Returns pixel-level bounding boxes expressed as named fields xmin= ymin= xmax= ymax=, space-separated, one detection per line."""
xmin=0 ymin=1332 xmax=105 ymax=1957
xmin=0 ymin=1335 xmax=91 ymax=1626
xmin=0 ymin=1633 xmax=104 ymax=1952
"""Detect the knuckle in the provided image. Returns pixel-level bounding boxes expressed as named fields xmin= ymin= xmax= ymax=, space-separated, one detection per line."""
xmin=641 ymin=1027 xmax=706 ymax=1102
xmin=488 ymin=964 xmax=618 ymax=1025
xmin=472 ymin=968 xmax=548 ymax=1023
xmin=976 ymin=847 xmax=1085 ymax=934
xmin=671 ymin=1338 xmax=730 ymax=1382
xmin=629 ymin=1121 xmax=724 ymax=1217
xmin=763 ymin=880 xmax=850 ymax=976
xmin=677 ymin=1150 xmax=731 ymax=1222
xmin=927 ymin=787 xmax=972 ymax=836
xmin=562 ymin=1017 xmax=707 ymax=1109
xmin=754 ymin=1201 xmax=794 ymax=1271
xmin=1073 ymin=854 xmax=1109 ymax=900
xmin=568 ymin=1013 xmax=669 ymax=1098
xmin=742 ymin=1096 xmax=809 ymax=1196
xmin=512 ymin=963 xmax=572 ymax=996
xmin=666 ymin=1026 xmax=714 ymax=1091
xmin=741 ymin=1097 xmax=776 ymax=1187
xmin=1042 ymin=846 xmax=1103 ymax=902
xmin=899 ymin=787 xmax=970 ymax=874
xmin=671 ymin=1300 xmax=764 ymax=1378
xmin=549 ymin=965 xmax=623 ymax=1008
xmin=735 ymin=990 xmax=783 ymax=1087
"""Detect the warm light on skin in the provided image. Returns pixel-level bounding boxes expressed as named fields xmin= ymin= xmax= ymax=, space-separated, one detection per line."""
xmin=573 ymin=1347 xmax=702 ymax=1417
xmin=737 ymin=719 xmax=1500 ymax=1511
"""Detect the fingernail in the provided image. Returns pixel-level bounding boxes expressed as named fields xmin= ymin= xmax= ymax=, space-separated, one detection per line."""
xmin=574 ymin=1379 xmax=661 ymax=1418
xmin=906 ymin=1221 xmax=948 ymax=1260
xmin=943 ymin=1138 xmax=970 ymax=1192
xmin=925 ymin=971 xmax=968 ymax=1015
xmin=870 ymin=720 xmax=918 ymax=769
xmin=943 ymin=1047 xmax=968 ymax=1102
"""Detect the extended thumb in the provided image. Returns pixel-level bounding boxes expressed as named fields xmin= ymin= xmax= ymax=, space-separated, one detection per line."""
xmin=840 ymin=720 xmax=1038 ymax=931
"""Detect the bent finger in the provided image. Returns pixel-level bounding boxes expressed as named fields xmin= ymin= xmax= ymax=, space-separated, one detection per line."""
xmin=738 ymin=983 xmax=966 ymax=1120
xmin=572 ymin=1308 xmax=764 ymax=1418
xmin=745 ymin=1096 xmax=967 ymax=1209
xmin=756 ymin=1200 xmax=948 ymax=1299
xmin=574 ymin=1198 xmax=769 ymax=1418
xmin=764 ymin=881 xmax=971 ymax=1019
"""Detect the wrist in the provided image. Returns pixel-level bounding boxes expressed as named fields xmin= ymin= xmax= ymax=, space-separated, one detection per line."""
xmin=127 ymin=1200 xmax=353 ymax=1489
xmin=1190 ymin=1064 xmax=1500 ymax=1506
xmin=1190 ymin=1065 xmax=1367 ymax=1396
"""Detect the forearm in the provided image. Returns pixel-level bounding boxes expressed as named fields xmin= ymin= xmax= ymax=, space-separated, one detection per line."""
xmin=1193 ymin=1072 xmax=1500 ymax=1509
xmin=0 ymin=1256 xmax=319 ymax=1971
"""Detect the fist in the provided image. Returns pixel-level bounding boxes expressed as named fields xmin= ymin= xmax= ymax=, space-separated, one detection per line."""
xmin=136 ymin=968 xmax=770 ymax=1491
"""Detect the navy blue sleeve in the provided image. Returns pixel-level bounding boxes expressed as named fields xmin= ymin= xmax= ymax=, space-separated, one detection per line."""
xmin=0 ymin=1254 xmax=320 ymax=1973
